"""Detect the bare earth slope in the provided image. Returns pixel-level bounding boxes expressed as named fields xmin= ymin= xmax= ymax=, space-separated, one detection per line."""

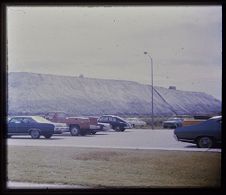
xmin=8 ymin=72 xmax=221 ymax=116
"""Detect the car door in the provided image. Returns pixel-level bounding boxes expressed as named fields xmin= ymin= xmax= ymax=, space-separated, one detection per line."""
xmin=213 ymin=119 xmax=221 ymax=140
xmin=16 ymin=117 xmax=34 ymax=134
xmin=8 ymin=118 xmax=22 ymax=133
xmin=116 ymin=118 xmax=126 ymax=128
xmin=8 ymin=117 xmax=22 ymax=134
xmin=109 ymin=117 xmax=118 ymax=127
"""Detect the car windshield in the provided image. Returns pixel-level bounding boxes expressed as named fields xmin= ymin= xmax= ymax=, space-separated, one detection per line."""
xmin=32 ymin=116 xmax=51 ymax=123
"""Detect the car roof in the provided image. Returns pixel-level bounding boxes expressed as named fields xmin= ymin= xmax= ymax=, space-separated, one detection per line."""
xmin=101 ymin=115 xmax=118 ymax=117
xmin=209 ymin=116 xmax=222 ymax=120
xmin=101 ymin=115 xmax=125 ymax=120
xmin=10 ymin=116 xmax=36 ymax=118
xmin=9 ymin=116 xmax=46 ymax=119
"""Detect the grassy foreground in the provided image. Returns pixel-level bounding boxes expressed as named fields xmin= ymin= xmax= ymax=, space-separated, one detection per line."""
xmin=7 ymin=146 xmax=221 ymax=188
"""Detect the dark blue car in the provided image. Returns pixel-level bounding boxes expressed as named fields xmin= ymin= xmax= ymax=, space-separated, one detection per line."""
xmin=98 ymin=115 xmax=132 ymax=132
xmin=174 ymin=116 xmax=221 ymax=148
xmin=7 ymin=116 xmax=55 ymax=139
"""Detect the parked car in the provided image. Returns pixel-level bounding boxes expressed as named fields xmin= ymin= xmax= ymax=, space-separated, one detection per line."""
xmin=98 ymin=115 xmax=132 ymax=132
xmin=163 ymin=117 xmax=184 ymax=129
xmin=44 ymin=111 xmax=90 ymax=136
xmin=7 ymin=116 xmax=55 ymax=139
xmin=174 ymin=116 xmax=221 ymax=148
xmin=126 ymin=118 xmax=147 ymax=128
xmin=44 ymin=112 xmax=110 ymax=136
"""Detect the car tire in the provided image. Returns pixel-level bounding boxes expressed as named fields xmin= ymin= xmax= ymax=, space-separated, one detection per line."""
xmin=114 ymin=126 xmax=121 ymax=132
xmin=30 ymin=129 xmax=40 ymax=139
xmin=114 ymin=126 xmax=125 ymax=132
xmin=197 ymin=137 xmax=214 ymax=148
xmin=120 ymin=127 xmax=125 ymax=132
xmin=70 ymin=126 xmax=80 ymax=136
xmin=44 ymin=134 xmax=52 ymax=139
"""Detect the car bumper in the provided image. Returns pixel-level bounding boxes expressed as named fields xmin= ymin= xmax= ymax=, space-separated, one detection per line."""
xmin=54 ymin=127 xmax=69 ymax=134
xmin=89 ymin=124 xmax=102 ymax=130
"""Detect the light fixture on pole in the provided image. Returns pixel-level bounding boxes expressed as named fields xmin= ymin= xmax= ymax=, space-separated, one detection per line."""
xmin=144 ymin=51 xmax=154 ymax=130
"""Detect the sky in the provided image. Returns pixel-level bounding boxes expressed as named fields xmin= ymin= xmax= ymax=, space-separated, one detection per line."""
xmin=7 ymin=6 xmax=222 ymax=100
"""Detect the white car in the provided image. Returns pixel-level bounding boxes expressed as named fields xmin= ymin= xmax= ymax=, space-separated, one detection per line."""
xmin=126 ymin=118 xmax=147 ymax=128
xmin=163 ymin=117 xmax=184 ymax=129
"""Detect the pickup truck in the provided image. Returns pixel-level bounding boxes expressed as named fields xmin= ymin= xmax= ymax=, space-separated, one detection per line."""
xmin=44 ymin=111 xmax=91 ymax=136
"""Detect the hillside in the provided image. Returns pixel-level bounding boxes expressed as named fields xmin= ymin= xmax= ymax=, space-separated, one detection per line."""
xmin=8 ymin=72 xmax=221 ymax=116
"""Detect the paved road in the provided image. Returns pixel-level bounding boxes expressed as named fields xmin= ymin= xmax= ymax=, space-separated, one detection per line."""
xmin=7 ymin=129 xmax=221 ymax=152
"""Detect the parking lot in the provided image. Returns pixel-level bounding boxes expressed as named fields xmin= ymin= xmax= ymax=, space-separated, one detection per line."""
xmin=7 ymin=129 xmax=221 ymax=152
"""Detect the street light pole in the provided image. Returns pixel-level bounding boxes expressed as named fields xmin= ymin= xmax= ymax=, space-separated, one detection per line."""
xmin=144 ymin=52 xmax=154 ymax=130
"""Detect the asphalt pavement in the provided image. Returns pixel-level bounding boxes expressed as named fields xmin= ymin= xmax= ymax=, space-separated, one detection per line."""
xmin=7 ymin=129 xmax=221 ymax=152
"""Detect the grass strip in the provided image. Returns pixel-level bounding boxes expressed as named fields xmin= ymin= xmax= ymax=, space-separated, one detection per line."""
xmin=7 ymin=146 xmax=221 ymax=188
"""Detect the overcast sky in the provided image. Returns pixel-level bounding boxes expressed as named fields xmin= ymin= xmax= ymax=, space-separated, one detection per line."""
xmin=7 ymin=6 xmax=222 ymax=100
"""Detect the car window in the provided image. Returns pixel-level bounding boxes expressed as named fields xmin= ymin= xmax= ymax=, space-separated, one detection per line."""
xmin=109 ymin=117 xmax=117 ymax=122
xmin=103 ymin=116 xmax=109 ymax=122
xmin=46 ymin=112 xmax=55 ymax=120
xmin=99 ymin=116 xmax=108 ymax=122
xmin=10 ymin=118 xmax=22 ymax=124
xmin=117 ymin=118 xmax=123 ymax=123
xmin=22 ymin=118 xmax=35 ymax=124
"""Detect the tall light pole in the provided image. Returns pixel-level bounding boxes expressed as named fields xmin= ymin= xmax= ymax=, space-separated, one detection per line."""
xmin=144 ymin=51 xmax=154 ymax=130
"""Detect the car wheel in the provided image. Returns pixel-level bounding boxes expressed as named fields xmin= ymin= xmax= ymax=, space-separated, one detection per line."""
xmin=115 ymin=126 xmax=125 ymax=132
xmin=70 ymin=126 xmax=80 ymax=136
xmin=91 ymin=131 xmax=97 ymax=135
xmin=114 ymin=126 xmax=121 ymax=132
xmin=44 ymin=134 xmax=52 ymax=139
xmin=30 ymin=129 xmax=40 ymax=139
xmin=197 ymin=137 xmax=213 ymax=148
xmin=120 ymin=127 xmax=125 ymax=132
